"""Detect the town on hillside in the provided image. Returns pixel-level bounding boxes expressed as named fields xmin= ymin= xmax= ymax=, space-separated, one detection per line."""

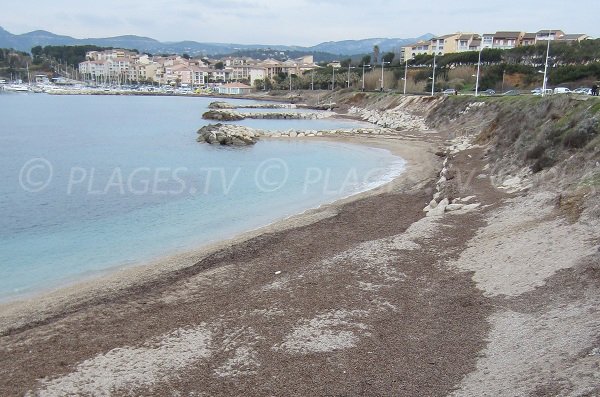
xmin=76 ymin=30 xmax=591 ymax=90
xmin=0 ymin=28 xmax=596 ymax=95
xmin=78 ymin=50 xmax=318 ymax=93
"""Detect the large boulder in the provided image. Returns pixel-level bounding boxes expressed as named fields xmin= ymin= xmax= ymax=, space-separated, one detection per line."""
xmin=197 ymin=124 xmax=259 ymax=146
xmin=208 ymin=101 xmax=236 ymax=109
xmin=202 ymin=110 xmax=245 ymax=121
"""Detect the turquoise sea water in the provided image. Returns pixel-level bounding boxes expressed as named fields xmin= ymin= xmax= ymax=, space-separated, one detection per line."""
xmin=0 ymin=94 xmax=404 ymax=300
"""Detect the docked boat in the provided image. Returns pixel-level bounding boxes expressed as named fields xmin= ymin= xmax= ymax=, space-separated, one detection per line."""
xmin=5 ymin=84 xmax=31 ymax=92
xmin=3 ymin=84 xmax=30 ymax=93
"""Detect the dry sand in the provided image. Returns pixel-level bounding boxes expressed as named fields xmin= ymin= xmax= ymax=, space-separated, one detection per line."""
xmin=1 ymin=124 xmax=599 ymax=396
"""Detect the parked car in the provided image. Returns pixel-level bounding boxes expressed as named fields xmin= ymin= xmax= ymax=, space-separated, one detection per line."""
xmin=573 ymin=87 xmax=592 ymax=95
xmin=481 ymin=89 xmax=496 ymax=95
xmin=532 ymin=88 xmax=553 ymax=96
xmin=442 ymin=88 xmax=457 ymax=95
xmin=502 ymin=90 xmax=520 ymax=96
xmin=553 ymin=87 xmax=572 ymax=94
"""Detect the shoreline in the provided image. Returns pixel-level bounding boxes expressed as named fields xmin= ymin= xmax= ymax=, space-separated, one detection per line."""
xmin=0 ymin=133 xmax=438 ymax=334
xmin=0 ymin=95 xmax=371 ymax=306
xmin=4 ymin=92 xmax=600 ymax=396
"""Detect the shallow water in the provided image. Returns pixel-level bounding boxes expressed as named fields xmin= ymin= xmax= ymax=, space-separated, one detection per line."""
xmin=0 ymin=94 xmax=404 ymax=300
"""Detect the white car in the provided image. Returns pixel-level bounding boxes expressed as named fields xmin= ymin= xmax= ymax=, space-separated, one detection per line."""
xmin=553 ymin=87 xmax=571 ymax=94
xmin=532 ymin=88 xmax=553 ymax=96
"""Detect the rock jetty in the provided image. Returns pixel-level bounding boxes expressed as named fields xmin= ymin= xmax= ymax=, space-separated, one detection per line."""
xmin=196 ymin=123 xmax=401 ymax=146
xmin=197 ymin=123 xmax=261 ymax=146
xmin=348 ymin=106 xmax=429 ymax=131
xmin=202 ymin=109 xmax=333 ymax=121
xmin=208 ymin=101 xmax=298 ymax=110
xmin=201 ymin=110 xmax=245 ymax=121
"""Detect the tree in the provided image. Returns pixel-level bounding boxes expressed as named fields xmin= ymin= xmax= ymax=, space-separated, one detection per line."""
xmin=182 ymin=53 xmax=191 ymax=59
xmin=383 ymin=52 xmax=395 ymax=64
xmin=373 ymin=45 xmax=380 ymax=64
xmin=340 ymin=58 xmax=352 ymax=68
xmin=361 ymin=55 xmax=371 ymax=66
xmin=215 ymin=61 xmax=224 ymax=70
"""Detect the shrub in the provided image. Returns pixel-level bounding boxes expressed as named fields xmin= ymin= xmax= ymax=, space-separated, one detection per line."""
xmin=563 ymin=119 xmax=599 ymax=148
xmin=525 ymin=144 xmax=547 ymax=160
xmin=532 ymin=155 xmax=556 ymax=173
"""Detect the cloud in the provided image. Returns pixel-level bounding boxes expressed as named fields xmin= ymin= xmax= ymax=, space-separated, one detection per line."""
xmin=0 ymin=0 xmax=597 ymax=45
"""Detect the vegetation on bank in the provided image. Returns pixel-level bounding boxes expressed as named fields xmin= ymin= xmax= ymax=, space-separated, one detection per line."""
xmin=427 ymin=95 xmax=600 ymax=195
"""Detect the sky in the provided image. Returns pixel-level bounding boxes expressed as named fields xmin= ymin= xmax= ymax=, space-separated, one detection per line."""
xmin=1 ymin=0 xmax=598 ymax=46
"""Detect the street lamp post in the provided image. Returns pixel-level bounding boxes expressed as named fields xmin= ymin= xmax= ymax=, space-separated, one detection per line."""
xmin=542 ymin=30 xmax=551 ymax=97
xmin=347 ymin=64 xmax=356 ymax=88
xmin=362 ymin=64 xmax=371 ymax=91
xmin=431 ymin=54 xmax=437 ymax=96
xmin=380 ymin=60 xmax=391 ymax=91
xmin=332 ymin=67 xmax=336 ymax=91
xmin=403 ymin=59 xmax=408 ymax=95
xmin=475 ymin=47 xmax=482 ymax=97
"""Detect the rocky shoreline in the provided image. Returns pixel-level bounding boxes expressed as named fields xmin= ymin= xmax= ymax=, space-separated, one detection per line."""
xmin=196 ymin=122 xmax=402 ymax=146
xmin=202 ymin=109 xmax=334 ymax=121
xmin=197 ymin=98 xmax=433 ymax=146
xmin=208 ymin=101 xmax=298 ymax=110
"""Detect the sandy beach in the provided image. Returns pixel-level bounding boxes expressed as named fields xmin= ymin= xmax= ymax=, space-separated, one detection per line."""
xmin=2 ymin=94 xmax=599 ymax=396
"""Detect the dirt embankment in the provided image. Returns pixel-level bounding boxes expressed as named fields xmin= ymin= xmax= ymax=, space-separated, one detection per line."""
xmin=313 ymin=91 xmax=600 ymax=396
xmin=321 ymin=91 xmax=600 ymax=220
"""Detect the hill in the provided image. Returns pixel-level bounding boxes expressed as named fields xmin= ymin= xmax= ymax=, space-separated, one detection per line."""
xmin=0 ymin=26 xmax=434 ymax=57
xmin=311 ymin=36 xmax=435 ymax=55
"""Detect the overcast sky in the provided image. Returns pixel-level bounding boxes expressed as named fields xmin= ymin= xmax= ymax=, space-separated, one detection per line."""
xmin=2 ymin=0 xmax=598 ymax=45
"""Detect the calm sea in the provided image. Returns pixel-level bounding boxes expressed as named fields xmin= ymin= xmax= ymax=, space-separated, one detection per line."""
xmin=0 ymin=93 xmax=404 ymax=300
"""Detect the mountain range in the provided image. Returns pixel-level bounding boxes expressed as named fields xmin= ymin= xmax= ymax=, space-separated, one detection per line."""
xmin=0 ymin=26 xmax=434 ymax=57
